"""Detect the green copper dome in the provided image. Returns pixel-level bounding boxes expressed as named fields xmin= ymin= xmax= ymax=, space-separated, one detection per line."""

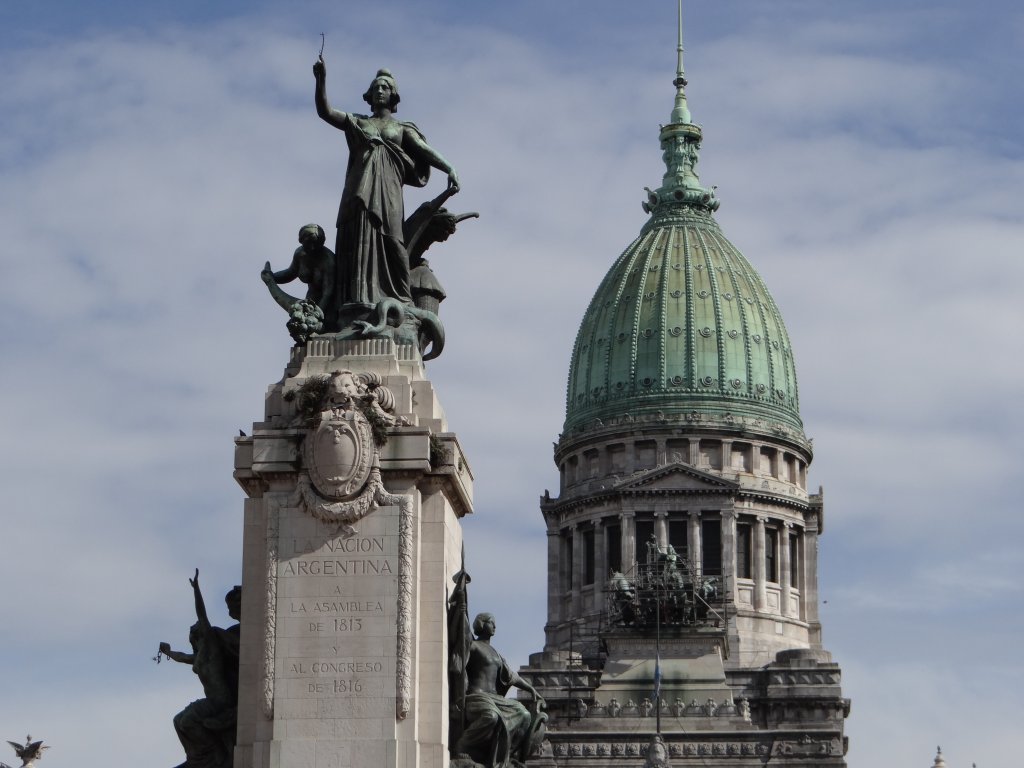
xmin=563 ymin=23 xmax=805 ymax=445
xmin=564 ymin=208 xmax=803 ymax=438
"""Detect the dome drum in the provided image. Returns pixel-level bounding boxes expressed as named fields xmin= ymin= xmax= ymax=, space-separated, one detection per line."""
xmin=552 ymin=429 xmax=812 ymax=505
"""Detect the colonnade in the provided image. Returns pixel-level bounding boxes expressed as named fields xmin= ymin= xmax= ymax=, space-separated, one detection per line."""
xmin=549 ymin=510 xmax=815 ymax=626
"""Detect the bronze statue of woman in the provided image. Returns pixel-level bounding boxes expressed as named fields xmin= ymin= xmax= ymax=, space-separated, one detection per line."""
xmin=313 ymin=57 xmax=460 ymax=311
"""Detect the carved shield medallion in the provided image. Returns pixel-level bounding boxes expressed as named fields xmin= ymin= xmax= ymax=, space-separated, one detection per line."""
xmin=304 ymin=408 xmax=375 ymax=500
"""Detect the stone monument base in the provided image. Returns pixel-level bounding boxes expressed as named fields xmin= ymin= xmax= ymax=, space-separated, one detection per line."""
xmin=232 ymin=338 xmax=472 ymax=768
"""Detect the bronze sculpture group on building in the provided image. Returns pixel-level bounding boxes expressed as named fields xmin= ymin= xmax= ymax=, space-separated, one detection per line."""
xmin=609 ymin=534 xmax=720 ymax=630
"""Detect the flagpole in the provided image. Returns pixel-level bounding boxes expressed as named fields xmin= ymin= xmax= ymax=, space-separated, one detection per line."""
xmin=656 ymin=576 xmax=662 ymax=735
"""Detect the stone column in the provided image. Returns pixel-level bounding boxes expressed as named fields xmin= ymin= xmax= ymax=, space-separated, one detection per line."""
xmin=721 ymin=510 xmax=736 ymax=603
xmin=688 ymin=511 xmax=702 ymax=575
xmin=410 ymin=476 xmax=459 ymax=754
xmin=654 ymin=511 xmax=669 ymax=549
xmin=594 ymin=518 xmax=607 ymax=595
xmin=559 ymin=529 xmax=572 ymax=619
xmin=547 ymin=528 xmax=562 ymax=623
xmin=621 ymin=512 xmax=636 ymax=574
xmin=779 ymin=522 xmax=792 ymax=617
xmin=655 ymin=438 xmax=668 ymax=466
xmin=571 ymin=524 xmax=582 ymax=618
xmin=689 ymin=440 xmax=701 ymax=467
xmin=753 ymin=516 xmax=767 ymax=611
xmin=792 ymin=527 xmax=803 ymax=619
xmin=803 ymin=514 xmax=821 ymax=639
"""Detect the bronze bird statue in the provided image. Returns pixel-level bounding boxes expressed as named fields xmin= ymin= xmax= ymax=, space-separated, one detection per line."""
xmin=5 ymin=735 xmax=48 ymax=767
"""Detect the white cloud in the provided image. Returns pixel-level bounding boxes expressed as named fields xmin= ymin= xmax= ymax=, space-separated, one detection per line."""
xmin=0 ymin=3 xmax=1021 ymax=767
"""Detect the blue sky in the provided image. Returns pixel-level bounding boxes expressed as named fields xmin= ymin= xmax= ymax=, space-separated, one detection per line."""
xmin=1 ymin=2 xmax=1022 ymax=767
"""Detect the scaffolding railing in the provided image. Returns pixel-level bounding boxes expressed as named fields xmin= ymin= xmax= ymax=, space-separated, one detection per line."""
xmin=604 ymin=546 xmax=726 ymax=632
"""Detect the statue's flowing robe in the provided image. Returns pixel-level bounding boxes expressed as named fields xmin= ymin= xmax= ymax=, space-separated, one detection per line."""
xmin=457 ymin=649 xmax=534 ymax=768
xmin=174 ymin=623 xmax=239 ymax=768
xmin=336 ymin=115 xmax=430 ymax=306
xmin=448 ymin=575 xmax=535 ymax=767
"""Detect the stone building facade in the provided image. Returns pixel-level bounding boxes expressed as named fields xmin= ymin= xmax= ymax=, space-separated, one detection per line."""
xmin=519 ymin=14 xmax=849 ymax=767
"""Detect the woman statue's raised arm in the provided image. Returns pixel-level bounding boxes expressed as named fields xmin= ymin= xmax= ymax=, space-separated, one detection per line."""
xmin=313 ymin=55 xmax=348 ymax=130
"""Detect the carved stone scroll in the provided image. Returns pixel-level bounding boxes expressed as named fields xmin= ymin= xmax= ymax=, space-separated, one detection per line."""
xmin=262 ymin=506 xmax=280 ymax=719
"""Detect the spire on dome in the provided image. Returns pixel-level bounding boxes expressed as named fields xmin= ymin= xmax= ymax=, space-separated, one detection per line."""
xmin=643 ymin=0 xmax=720 ymax=215
xmin=670 ymin=0 xmax=691 ymax=124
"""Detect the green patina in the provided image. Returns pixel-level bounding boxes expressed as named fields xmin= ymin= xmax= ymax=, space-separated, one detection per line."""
xmin=563 ymin=18 xmax=804 ymax=442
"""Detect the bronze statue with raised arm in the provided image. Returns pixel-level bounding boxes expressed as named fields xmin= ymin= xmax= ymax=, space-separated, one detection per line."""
xmin=260 ymin=54 xmax=474 ymax=358
xmin=314 ymin=56 xmax=458 ymax=309
xmin=448 ymin=568 xmax=547 ymax=768
xmin=159 ymin=570 xmax=241 ymax=768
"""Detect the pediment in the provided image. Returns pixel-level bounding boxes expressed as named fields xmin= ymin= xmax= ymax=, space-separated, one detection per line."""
xmin=614 ymin=462 xmax=738 ymax=493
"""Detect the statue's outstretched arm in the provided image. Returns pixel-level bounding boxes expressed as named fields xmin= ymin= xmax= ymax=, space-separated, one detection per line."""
xmin=190 ymin=569 xmax=211 ymax=631
xmin=314 ymin=56 xmax=350 ymax=130
xmin=403 ymin=130 xmax=459 ymax=191
xmin=510 ymin=670 xmax=546 ymax=708
xmin=158 ymin=642 xmax=195 ymax=665
xmin=266 ymin=251 xmax=300 ymax=285
xmin=261 ymin=261 xmax=305 ymax=312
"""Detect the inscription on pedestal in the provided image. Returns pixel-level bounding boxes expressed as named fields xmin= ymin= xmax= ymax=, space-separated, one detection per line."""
xmin=275 ymin=512 xmax=399 ymax=718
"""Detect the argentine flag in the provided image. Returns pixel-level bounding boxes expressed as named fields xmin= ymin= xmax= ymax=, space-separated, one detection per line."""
xmin=653 ymin=652 xmax=663 ymax=702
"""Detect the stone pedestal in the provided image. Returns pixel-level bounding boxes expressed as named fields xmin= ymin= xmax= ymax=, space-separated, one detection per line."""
xmin=233 ymin=338 xmax=472 ymax=768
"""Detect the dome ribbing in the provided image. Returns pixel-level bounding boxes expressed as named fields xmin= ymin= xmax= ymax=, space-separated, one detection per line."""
xmin=564 ymin=205 xmax=804 ymax=444
xmin=562 ymin=21 xmax=806 ymax=448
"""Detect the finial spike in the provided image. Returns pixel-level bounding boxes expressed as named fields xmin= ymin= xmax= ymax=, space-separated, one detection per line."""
xmin=677 ymin=0 xmax=685 ymax=81
xmin=648 ymin=0 xmax=719 ymax=214
xmin=670 ymin=0 xmax=691 ymax=124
